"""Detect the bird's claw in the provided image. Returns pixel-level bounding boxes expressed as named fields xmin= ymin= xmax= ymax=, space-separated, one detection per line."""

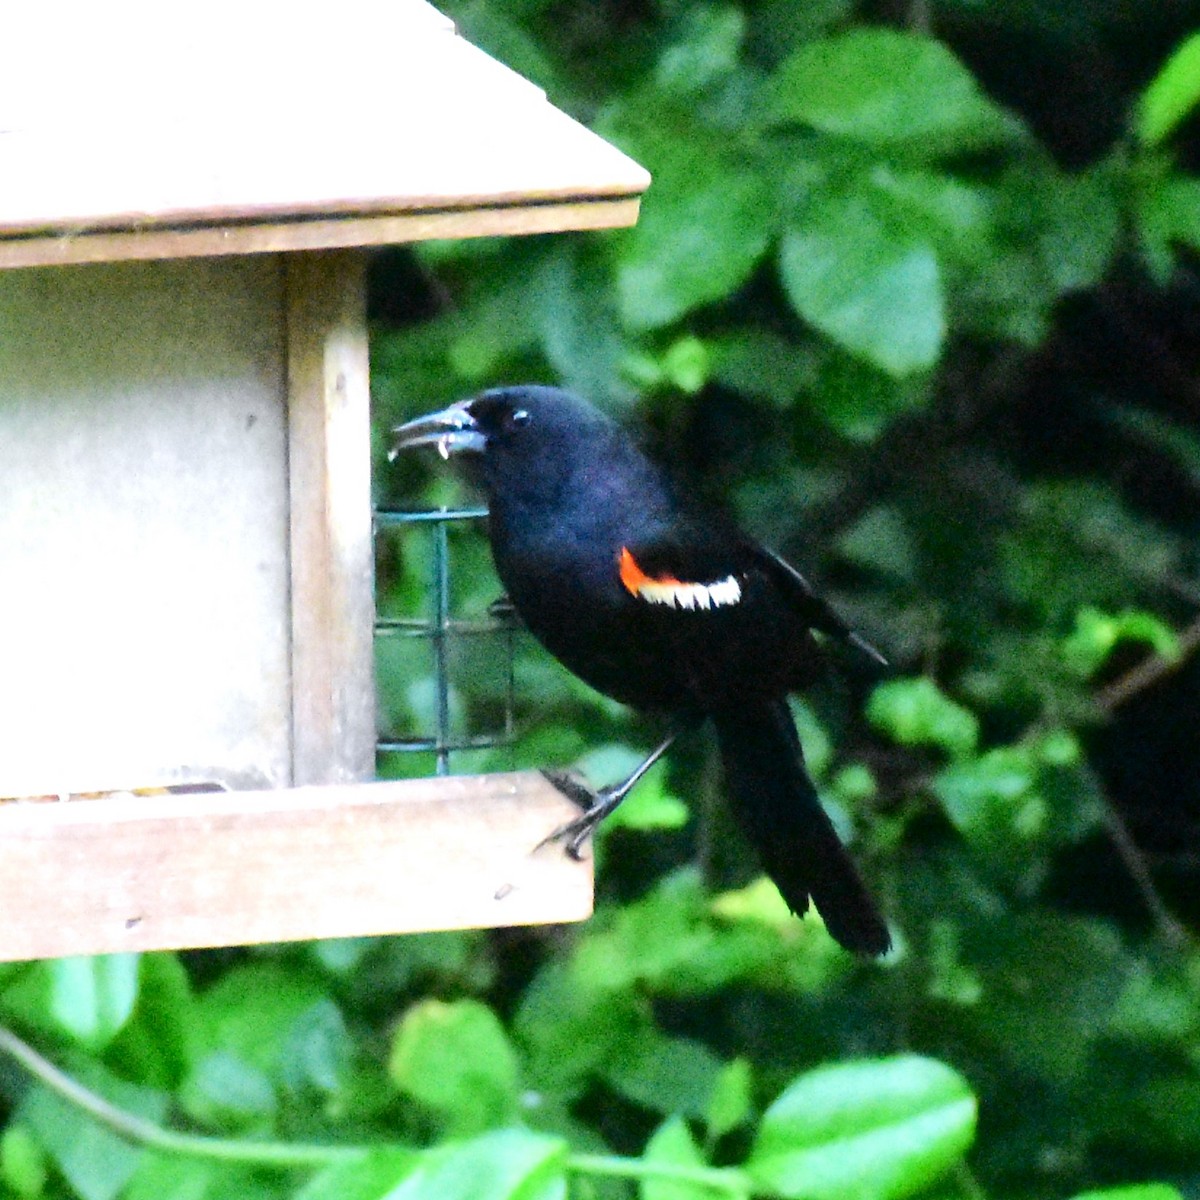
xmin=537 ymin=770 xmax=619 ymax=858
xmin=537 ymin=806 xmax=608 ymax=858
xmin=487 ymin=594 xmax=518 ymax=622
xmin=565 ymin=829 xmax=590 ymax=860
xmin=539 ymin=768 xmax=597 ymax=813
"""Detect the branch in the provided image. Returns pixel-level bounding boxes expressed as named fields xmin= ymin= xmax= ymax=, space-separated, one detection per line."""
xmin=1069 ymin=611 xmax=1200 ymax=950
xmin=1095 ymin=611 xmax=1200 ymax=712
xmin=1095 ymin=785 xmax=1192 ymax=951
xmin=0 ymin=1023 xmax=757 ymax=1195
xmin=569 ymin=1151 xmax=750 ymax=1195
xmin=0 ymin=1024 xmax=366 ymax=1170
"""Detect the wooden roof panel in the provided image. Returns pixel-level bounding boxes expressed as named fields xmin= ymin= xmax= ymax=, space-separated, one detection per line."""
xmin=0 ymin=2 xmax=649 ymax=251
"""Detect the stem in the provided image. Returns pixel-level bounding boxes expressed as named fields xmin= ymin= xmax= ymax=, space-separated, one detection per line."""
xmin=569 ymin=1151 xmax=750 ymax=1195
xmin=1097 ymin=784 xmax=1191 ymax=950
xmin=0 ymin=1024 xmax=366 ymax=1170
xmin=1087 ymin=613 xmax=1200 ymax=950
xmin=1095 ymin=612 xmax=1200 ymax=713
xmin=0 ymin=1023 xmax=755 ymax=1193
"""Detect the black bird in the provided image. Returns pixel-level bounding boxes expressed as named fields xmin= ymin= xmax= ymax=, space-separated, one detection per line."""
xmin=391 ymin=385 xmax=890 ymax=955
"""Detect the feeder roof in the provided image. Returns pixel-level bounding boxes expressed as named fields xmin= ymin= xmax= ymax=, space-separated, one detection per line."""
xmin=0 ymin=0 xmax=650 ymax=268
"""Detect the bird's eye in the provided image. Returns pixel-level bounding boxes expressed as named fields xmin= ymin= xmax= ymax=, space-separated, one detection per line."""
xmin=506 ymin=408 xmax=531 ymax=430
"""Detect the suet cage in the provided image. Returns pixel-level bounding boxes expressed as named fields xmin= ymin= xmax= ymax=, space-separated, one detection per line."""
xmin=374 ymin=505 xmax=517 ymax=776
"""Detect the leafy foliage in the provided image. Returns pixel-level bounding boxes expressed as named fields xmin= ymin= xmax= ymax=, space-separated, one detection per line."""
xmin=4 ymin=4 xmax=1200 ymax=1200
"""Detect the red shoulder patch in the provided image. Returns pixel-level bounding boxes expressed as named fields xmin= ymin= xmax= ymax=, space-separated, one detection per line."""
xmin=618 ymin=547 xmax=742 ymax=611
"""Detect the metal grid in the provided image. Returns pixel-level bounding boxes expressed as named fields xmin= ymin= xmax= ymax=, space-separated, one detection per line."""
xmin=374 ymin=506 xmax=516 ymax=774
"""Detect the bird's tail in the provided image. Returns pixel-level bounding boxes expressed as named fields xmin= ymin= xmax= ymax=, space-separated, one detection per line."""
xmin=713 ymin=700 xmax=890 ymax=955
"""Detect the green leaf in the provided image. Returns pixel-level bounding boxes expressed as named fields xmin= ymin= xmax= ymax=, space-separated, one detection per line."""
xmin=0 ymin=1125 xmax=48 ymax=1199
xmin=627 ymin=338 xmax=714 ymax=395
xmin=1062 ymin=606 xmax=1181 ymax=677
xmin=388 ymin=998 xmax=520 ymax=1135
xmin=536 ymin=242 xmax=632 ymax=406
xmin=999 ymin=481 xmax=1182 ymax=620
xmin=1149 ymin=175 xmax=1200 ymax=248
xmin=815 ymin=354 xmax=931 ymax=443
xmin=706 ymin=1058 xmax=753 ymax=1141
xmin=749 ymin=0 xmax=853 ymax=60
xmin=654 ymin=6 xmax=746 ymax=98
xmin=1136 ymin=174 xmax=1200 ymax=280
xmin=660 ymin=336 xmax=712 ymax=394
xmin=13 ymin=955 xmax=143 ymax=1053
xmin=831 ymin=763 xmax=879 ymax=805
xmin=867 ymin=678 xmax=979 ymax=759
xmin=1071 ymin=1188 xmax=1184 ymax=1200
xmin=180 ymin=1051 xmax=276 ymax=1129
xmin=310 ymin=937 xmax=374 ymax=976
xmin=1034 ymin=728 xmax=1082 ymax=767
xmin=709 ymin=329 xmax=817 ymax=407
xmin=20 ymin=1058 xmax=168 ymax=1200
xmin=614 ymin=119 xmax=777 ymax=330
xmin=780 ymin=191 xmax=944 ymax=377
xmin=279 ymin=998 xmax=353 ymax=1097
xmin=607 ymin=785 xmax=690 ymax=832
xmin=294 ymin=1150 xmax=423 ymax=1200
xmin=866 ymin=168 xmax=995 ymax=260
xmin=187 ymin=962 xmax=333 ymax=1077
xmin=925 ymin=921 xmax=983 ymax=1008
xmin=960 ymin=916 xmax=1129 ymax=1081
xmin=388 ymin=1130 xmax=568 ymax=1200
xmin=179 ymin=962 xmax=337 ymax=1129
xmin=441 ymin=255 xmax=544 ymax=381
xmin=837 ymin=505 xmax=918 ymax=578
xmin=513 ymin=957 xmax=646 ymax=1095
xmin=572 ymin=870 xmax=788 ymax=997
xmin=1137 ymin=30 xmax=1200 ymax=146
xmin=1110 ymin=955 xmax=1200 ymax=1047
xmin=771 ymin=29 xmax=1011 ymax=151
xmin=108 ymin=952 xmax=196 ymax=1090
xmin=931 ymin=730 xmax=1099 ymax=878
xmin=122 ymin=1153 xmax=285 ymax=1200
xmin=1033 ymin=170 xmax=1121 ymax=294
xmin=641 ymin=1117 xmax=711 ymax=1200
xmin=710 ymin=876 xmax=795 ymax=928
xmin=747 ymin=1056 xmax=977 ymax=1200
xmin=603 ymin=1031 xmax=725 ymax=1118
xmin=932 ymin=747 xmax=1044 ymax=847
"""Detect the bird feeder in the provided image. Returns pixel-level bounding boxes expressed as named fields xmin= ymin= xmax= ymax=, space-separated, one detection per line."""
xmin=0 ymin=0 xmax=649 ymax=961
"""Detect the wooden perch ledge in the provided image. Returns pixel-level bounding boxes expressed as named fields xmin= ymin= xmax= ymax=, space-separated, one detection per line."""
xmin=0 ymin=772 xmax=593 ymax=962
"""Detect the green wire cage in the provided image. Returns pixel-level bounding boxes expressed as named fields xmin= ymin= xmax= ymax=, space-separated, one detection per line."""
xmin=375 ymin=505 xmax=517 ymax=775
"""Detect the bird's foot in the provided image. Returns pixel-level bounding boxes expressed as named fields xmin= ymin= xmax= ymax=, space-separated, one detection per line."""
xmin=539 ymin=768 xmax=595 ymax=813
xmin=538 ymin=769 xmax=622 ymax=860
xmin=487 ymin=594 xmax=518 ymax=622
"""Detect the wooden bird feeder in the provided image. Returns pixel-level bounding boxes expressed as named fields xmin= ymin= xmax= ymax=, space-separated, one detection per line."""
xmin=0 ymin=0 xmax=649 ymax=961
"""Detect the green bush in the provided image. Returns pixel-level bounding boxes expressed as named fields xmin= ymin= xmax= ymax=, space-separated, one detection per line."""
xmin=3 ymin=4 xmax=1199 ymax=1199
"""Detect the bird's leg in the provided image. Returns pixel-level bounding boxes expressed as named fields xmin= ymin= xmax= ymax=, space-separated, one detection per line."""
xmin=487 ymin=594 xmax=516 ymax=621
xmin=539 ymin=728 xmax=681 ymax=859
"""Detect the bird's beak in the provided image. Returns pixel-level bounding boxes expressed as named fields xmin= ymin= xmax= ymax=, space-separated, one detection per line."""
xmin=389 ymin=402 xmax=486 ymax=462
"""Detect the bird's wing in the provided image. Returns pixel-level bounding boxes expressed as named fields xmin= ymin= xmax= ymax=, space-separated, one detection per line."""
xmin=751 ymin=544 xmax=888 ymax=666
xmin=615 ymin=525 xmax=749 ymax=613
xmin=616 ymin=529 xmax=886 ymax=665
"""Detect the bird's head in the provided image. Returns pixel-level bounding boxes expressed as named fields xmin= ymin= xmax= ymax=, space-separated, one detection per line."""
xmin=390 ymin=385 xmax=623 ymax=504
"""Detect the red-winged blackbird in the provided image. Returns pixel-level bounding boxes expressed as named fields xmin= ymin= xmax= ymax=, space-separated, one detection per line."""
xmin=392 ymin=385 xmax=891 ymax=955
